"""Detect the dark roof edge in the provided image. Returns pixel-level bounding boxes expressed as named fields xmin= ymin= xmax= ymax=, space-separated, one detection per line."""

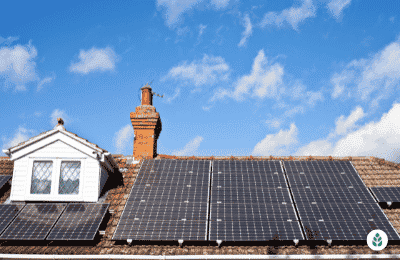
xmin=0 ymin=253 xmax=399 ymax=259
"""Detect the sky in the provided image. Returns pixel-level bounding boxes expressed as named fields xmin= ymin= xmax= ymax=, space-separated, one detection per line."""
xmin=1 ymin=0 xmax=400 ymax=162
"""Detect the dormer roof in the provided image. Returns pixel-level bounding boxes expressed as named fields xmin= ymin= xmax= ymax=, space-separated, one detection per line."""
xmin=2 ymin=118 xmax=108 ymax=161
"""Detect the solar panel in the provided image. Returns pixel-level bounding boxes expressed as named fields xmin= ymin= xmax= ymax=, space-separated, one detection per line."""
xmin=0 ymin=175 xmax=11 ymax=190
xmin=46 ymin=203 xmax=109 ymax=240
xmin=0 ymin=204 xmax=25 ymax=235
xmin=284 ymin=161 xmax=400 ymax=240
xmin=113 ymin=159 xmax=211 ymax=241
xmin=0 ymin=203 xmax=66 ymax=240
xmin=298 ymin=201 xmax=400 ymax=240
xmin=370 ymin=187 xmax=400 ymax=202
xmin=209 ymin=160 xmax=304 ymax=241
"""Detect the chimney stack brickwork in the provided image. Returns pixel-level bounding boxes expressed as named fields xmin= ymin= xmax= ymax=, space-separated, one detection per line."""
xmin=131 ymin=85 xmax=162 ymax=160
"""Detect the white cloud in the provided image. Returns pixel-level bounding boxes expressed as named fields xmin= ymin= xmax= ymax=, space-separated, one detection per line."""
xmin=69 ymin=47 xmax=118 ymax=75
xmin=0 ymin=36 xmax=19 ymax=46
xmin=157 ymin=0 xmax=229 ymax=28
xmin=113 ymin=124 xmax=134 ymax=154
xmin=330 ymin=40 xmax=400 ymax=108
xmin=157 ymin=0 xmax=203 ymax=28
xmin=50 ymin=109 xmax=70 ymax=127
xmin=331 ymin=103 xmax=400 ymax=160
xmin=173 ymin=136 xmax=204 ymax=156
xmin=1 ymin=126 xmax=36 ymax=153
xmin=265 ymin=118 xmax=283 ymax=129
xmin=0 ymin=42 xmax=39 ymax=91
xmin=296 ymin=139 xmax=333 ymax=156
xmin=210 ymin=0 xmax=229 ymax=9
xmin=211 ymin=49 xmax=284 ymax=102
xmin=390 ymin=16 xmax=395 ymax=23
xmin=334 ymin=106 xmax=365 ymax=135
xmin=238 ymin=14 xmax=253 ymax=47
xmin=198 ymin=24 xmax=207 ymax=38
xmin=327 ymin=0 xmax=352 ymax=19
xmin=260 ymin=0 xmax=316 ymax=31
xmin=165 ymin=88 xmax=181 ymax=103
xmin=37 ymin=75 xmax=55 ymax=91
xmin=163 ymin=54 xmax=230 ymax=87
xmin=295 ymin=103 xmax=400 ymax=162
xmin=253 ymin=123 xmax=298 ymax=156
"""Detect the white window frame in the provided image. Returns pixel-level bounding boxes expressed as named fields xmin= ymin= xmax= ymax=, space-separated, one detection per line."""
xmin=26 ymin=157 xmax=85 ymax=201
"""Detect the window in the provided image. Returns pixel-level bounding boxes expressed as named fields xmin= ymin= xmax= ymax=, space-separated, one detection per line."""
xmin=59 ymin=161 xmax=80 ymax=194
xmin=31 ymin=161 xmax=53 ymax=194
xmin=29 ymin=158 xmax=83 ymax=197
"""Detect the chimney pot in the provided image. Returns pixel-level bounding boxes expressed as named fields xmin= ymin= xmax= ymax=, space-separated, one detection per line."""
xmin=141 ymin=84 xmax=153 ymax=106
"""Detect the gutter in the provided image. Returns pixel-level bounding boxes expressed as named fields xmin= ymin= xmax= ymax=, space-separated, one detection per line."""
xmin=0 ymin=254 xmax=400 ymax=259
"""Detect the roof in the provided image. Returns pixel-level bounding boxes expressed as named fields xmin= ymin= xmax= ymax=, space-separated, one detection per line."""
xmin=1 ymin=154 xmax=400 ymax=257
xmin=2 ymin=127 xmax=108 ymax=157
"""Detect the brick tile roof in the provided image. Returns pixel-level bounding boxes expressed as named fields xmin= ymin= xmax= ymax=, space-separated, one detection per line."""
xmin=1 ymin=154 xmax=400 ymax=256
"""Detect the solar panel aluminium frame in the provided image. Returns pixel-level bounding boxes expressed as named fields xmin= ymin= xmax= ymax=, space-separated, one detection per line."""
xmin=284 ymin=160 xmax=400 ymax=240
xmin=208 ymin=160 xmax=304 ymax=241
xmin=279 ymin=161 xmax=305 ymax=241
xmin=112 ymin=159 xmax=211 ymax=241
xmin=205 ymin=160 xmax=211 ymax=241
xmin=46 ymin=203 xmax=109 ymax=240
xmin=0 ymin=203 xmax=67 ymax=240
xmin=370 ymin=187 xmax=400 ymax=203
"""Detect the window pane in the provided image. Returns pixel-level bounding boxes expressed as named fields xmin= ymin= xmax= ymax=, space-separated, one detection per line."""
xmin=31 ymin=161 xmax=53 ymax=194
xmin=59 ymin=161 xmax=80 ymax=194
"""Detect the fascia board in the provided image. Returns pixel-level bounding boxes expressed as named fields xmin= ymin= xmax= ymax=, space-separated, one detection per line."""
xmin=10 ymin=132 xmax=99 ymax=161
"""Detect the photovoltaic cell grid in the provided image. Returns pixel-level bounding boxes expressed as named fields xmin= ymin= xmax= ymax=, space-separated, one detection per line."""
xmin=283 ymin=161 xmax=400 ymax=240
xmin=209 ymin=160 xmax=304 ymax=241
xmin=0 ymin=204 xmax=25 ymax=235
xmin=113 ymin=159 xmax=210 ymax=241
xmin=0 ymin=175 xmax=11 ymax=190
xmin=0 ymin=203 xmax=67 ymax=240
xmin=298 ymin=202 xmax=400 ymax=240
xmin=370 ymin=187 xmax=400 ymax=202
xmin=47 ymin=203 xmax=109 ymax=240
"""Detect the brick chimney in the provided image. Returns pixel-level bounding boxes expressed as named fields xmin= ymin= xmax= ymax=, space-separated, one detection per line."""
xmin=130 ymin=84 xmax=162 ymax=160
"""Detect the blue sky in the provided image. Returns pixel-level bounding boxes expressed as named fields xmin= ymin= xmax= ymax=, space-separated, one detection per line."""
xmin=1 ymin=0 xmax=400 ymax=161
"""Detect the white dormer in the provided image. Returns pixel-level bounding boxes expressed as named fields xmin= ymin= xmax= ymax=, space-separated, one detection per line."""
xmin=2 ymin=118 xmax=117 ymax=203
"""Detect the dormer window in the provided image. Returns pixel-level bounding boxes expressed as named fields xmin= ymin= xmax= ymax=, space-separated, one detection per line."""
xmin=29 ymin=158 xmax=83 ymax=197
xmin=3 ymin=117 xmax=116 ymax=203
xmin=59 ymin=161 xmax=80 ymax=195
xmin=31 ymin=161 xmax=53 ymax=194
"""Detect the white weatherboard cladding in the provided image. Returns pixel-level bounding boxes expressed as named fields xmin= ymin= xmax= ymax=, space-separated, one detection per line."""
xmin=9 ymin=157 xmax=28 ymax=201
xmin=82 ymin=158 xmax=100 ymax=202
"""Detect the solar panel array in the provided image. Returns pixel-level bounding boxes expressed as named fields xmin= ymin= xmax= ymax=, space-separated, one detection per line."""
xmin=0 ymin=204 xmax=25 ymax=235
xmin=283 ymin=161 xmax=400 ymax=240
xmin=0 ymin=203 xmax=67 ymax=240
xmin=371 ymin=187 xmax=400 ymax=203
xmin=113 ymin=159 xmax=211 ymax=241
xmin=47 ymin=203 xmax=109 ymax=240
xmin=0 ymin=175 xmax=11 ymax=190
xmin=209 ymin=160 xmax=303 ymax=241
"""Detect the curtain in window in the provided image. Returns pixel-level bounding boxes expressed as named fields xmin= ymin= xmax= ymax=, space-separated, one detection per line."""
xmin=59 ymin=161 xmax=80 ymax=194
xmin=31 ymin=161 xmax=53 ymax=194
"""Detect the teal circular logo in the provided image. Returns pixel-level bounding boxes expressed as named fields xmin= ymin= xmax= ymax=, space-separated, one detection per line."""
xmin=367 ymin=230 xmax=388 ymax=251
